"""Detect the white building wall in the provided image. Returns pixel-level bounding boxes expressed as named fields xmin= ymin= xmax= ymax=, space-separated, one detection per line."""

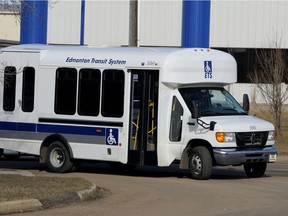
xmin=210 ymin=0 xmax=288 ymax=48
xmin=37 ymin=0 xmax=288 ymax=48
xmin=47 ymin=1 xmax=81 ymax=45
xmin=139 ymin=0 xmax=182 ymax=47
xmin=46 ymin=0 xmax=182 ymax=47
xmin=84 ymin=0 xmax=129 ymax=47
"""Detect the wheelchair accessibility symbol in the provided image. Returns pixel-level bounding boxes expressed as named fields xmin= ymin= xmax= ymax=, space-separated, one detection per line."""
xmin=106 ymin=128 xmax=118 ymax=145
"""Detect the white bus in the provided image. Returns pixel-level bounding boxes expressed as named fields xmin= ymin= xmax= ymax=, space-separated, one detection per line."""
xmin=0 ymin=45 xmax=277 ymax=180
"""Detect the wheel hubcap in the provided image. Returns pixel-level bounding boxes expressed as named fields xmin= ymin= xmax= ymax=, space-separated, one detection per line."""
xmin=192 ymin=154 xmax=202 ymax=175
xmin=50 ymin=148 xmax=64 ymax=168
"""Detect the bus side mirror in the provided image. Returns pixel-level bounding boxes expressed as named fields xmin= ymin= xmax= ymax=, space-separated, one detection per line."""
xmin=243 ymin=94 xmax=250 ymax=113
xmin=192 ymin=100 xmax=201 ymax=119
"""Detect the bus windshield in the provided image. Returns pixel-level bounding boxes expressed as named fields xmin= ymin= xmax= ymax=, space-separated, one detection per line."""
xmin=179 ymin=87 xmax=247 ymax=116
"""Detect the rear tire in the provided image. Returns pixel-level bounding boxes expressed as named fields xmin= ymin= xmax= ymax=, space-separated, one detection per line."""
xmin=244 ymin=162 xmax=267 ymax=178
xmin=189 ymin=146 xmax=212 ymax=180
xmin=46 ymin=141 xmax=74 ymax=173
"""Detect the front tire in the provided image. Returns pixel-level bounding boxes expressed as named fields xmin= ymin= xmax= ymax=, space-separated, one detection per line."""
xmin=189 ymin=146 xmax=212 ymax=180
xmin=244 ymin=162 xmax=267 ymax=178
xmin=46 ymin=141 xmax=74 ymax=173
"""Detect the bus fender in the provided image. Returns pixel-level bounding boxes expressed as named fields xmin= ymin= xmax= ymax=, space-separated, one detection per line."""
xmin=39 ymin=134 xmax=74 ymax=163
xmin=179 ymin=139 xmax=214 ymax=169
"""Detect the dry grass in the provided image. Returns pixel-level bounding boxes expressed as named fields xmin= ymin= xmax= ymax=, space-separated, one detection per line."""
xmin=250 ymin=105 xmax=288 ymax=156
xmin=0 ymin=175 xmax=92 ymax=202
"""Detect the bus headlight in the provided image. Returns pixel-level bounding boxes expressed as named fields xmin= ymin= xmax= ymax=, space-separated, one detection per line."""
xmin=267 ymin=131 xmax=275 ymax=141
xmin=216 ymin=132 xmax=235 ymax=143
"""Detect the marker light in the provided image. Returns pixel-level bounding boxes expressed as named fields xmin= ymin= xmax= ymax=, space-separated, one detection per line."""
xmin=216 ymin=132 xmax=235 ymax=143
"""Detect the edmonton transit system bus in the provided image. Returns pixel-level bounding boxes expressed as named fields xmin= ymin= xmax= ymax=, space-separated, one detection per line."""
xmin=0 ymin=45 xmax=277 ymax=180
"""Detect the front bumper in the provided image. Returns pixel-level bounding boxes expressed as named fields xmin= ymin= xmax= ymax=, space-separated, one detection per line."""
xmin=213 ymin=146 xmax=277 ymax=166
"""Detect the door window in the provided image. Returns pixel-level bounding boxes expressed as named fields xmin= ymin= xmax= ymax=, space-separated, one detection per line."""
xmin=169 ymin=96 xmax=183 ymax=142
xmin=22 ymin=67 xmax=35 ymax=112
xmin=3 ymin=66 xmax=17 ymax=111
xmin=128 ymin=70 xmax=159 ymax=165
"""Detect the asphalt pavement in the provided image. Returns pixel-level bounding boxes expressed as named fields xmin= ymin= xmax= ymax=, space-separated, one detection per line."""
xmin=0 ymin=155 xmax=287 ymax=215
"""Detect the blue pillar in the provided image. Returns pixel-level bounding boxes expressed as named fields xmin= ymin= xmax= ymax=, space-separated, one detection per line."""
xmin=20 ymin=0 xmax=48 ymax=44
xmin=182 ymin=0 xmax=211 ymax=48
xmin=80 ymin=0 xmax=86 ymax=45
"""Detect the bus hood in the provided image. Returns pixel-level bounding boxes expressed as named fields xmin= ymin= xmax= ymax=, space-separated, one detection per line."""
xmin=201 ymin=115 xmax=274 ymax=132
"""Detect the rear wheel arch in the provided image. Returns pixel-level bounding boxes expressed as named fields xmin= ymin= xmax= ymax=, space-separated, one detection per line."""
xmin=40 ymin=134 xmax=74 ymax=164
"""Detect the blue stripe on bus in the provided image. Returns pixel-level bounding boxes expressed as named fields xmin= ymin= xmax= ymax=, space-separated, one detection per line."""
xmin=37 ymin=124 xmax=105 ymax=136
xmin=0 ymin=121 xmax=105 ymax=136
xmin=18 ymin=122 xmax=37 ymax=132
xmin=0 ymin=121 xmax=17 ymax=131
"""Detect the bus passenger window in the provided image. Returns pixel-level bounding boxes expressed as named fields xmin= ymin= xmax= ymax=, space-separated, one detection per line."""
xmin=101 ymin=70 xmax=125 ymax=117
xmin=22 ymin=67 xmax=35 ymax=112
xmin=78 ymin=69 xmax=101 ymax=116
xmin=3 ymin=66 xmax=16 ymax=111
xmin=54 ymin=68 xmax=77 ymax=115
xmin=169 ymin=96 xmax=183 ymax=142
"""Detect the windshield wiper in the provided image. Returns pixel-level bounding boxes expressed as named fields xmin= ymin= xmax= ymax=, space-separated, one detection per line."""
xmin=201 ymin=108 xmax=248 ymax=116
xmin=221 ymin=108 xmax=248 ymax=115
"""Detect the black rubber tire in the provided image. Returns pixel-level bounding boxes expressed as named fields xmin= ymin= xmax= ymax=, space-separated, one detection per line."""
xmin=46 ymin=141 xmax=74 ymax=173
xmin=189 ymin=146 xmax=212 ymax=180
xmin=0 ymin=149 xmax=3 ymax=157
xmin=244 ymin=162 xmax=267 ymax=178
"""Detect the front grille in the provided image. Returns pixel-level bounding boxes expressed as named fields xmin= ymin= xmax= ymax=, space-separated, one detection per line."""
xmin=235 ymin=132 xmax=268 ymax=147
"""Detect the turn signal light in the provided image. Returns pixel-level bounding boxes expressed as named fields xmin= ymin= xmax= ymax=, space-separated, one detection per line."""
xmin=216 ymin=132 xmax=225 ymax=142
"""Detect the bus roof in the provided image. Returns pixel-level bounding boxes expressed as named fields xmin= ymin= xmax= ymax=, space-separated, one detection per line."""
xmin=1 ymin=44 xmax=237 ymax=87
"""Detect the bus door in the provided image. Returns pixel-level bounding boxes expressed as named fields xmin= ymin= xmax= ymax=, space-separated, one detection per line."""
xmin=128 ymin=70 xmax=159 ymax=166
xmin=1 ymin=52 xmax=37 ymax=129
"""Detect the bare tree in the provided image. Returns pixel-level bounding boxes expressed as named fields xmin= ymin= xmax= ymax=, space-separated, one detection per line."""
xmin=0 ymin=0 xmax=21 ymax=20
xmin=0 ymin=0 xmax=56 ymax=23
xmin=0 ymin=0 xmax=56 ymax=84
xmin=248 ymin=46 xmax=288 ymax=134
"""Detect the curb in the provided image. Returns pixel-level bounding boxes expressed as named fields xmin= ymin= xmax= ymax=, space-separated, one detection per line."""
xmin=0 ymin=183 xmax=97 ymax=215
xmin=77 ymin=183 xmax=97 ymax=201
xmin=0 ymin=199 xmax=42 ymax=215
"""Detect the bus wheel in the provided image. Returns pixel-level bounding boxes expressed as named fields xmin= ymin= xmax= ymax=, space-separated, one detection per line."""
xmin=244 ymin=162 xmax=267 ymax=178
xmin=46 ymin=141 xmax=74 ymax=173
xmin=189 ymin=146 xmax=212 ymax=180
